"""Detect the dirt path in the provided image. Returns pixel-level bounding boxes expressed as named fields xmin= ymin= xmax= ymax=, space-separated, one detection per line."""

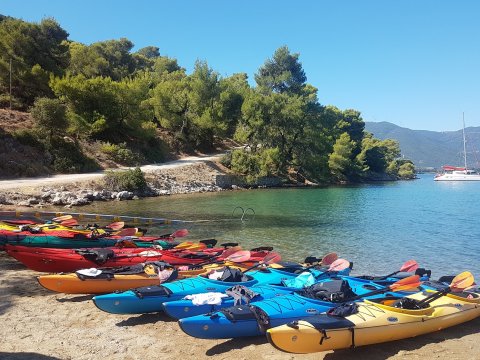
xmin=0 ymin=154 xmax=223 ymax=191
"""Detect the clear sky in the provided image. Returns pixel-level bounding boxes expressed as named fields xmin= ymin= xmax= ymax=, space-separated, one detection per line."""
xmin=2 ymin=0 xmax=479 ymax=132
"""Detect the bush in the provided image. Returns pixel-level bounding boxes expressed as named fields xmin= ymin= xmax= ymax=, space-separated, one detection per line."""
xmin=12 ymin=129 xmax=44 ymax=149
xmin=47 ymin=137 xmax=99 ymax=173
xmin=100 ymin=142 xmax=138 ymax=166
xmin=30 ymin=97 xmax=67 ymax=136
xmin=103 ymin=167 xmax=147 ymax=192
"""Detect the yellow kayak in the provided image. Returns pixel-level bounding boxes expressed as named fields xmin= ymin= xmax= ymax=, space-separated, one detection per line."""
xmin=0 ymin=221 xmax=143 ymax=237
xmin=266 ymin=289 xmax=480 ymax=353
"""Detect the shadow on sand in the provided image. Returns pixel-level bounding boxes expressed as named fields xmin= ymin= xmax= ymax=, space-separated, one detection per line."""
xmin=205 ymin=336 xmax=267 ymax=356
xmin=0 ymin=253 xmax=53 ymax=315
xmin=0 ymin=352 xmax=62 ymax=360
xmin=116 ymin=312 xmax=174 ymax=327
xmin=55 ymin=294 xmax=93 ymax=303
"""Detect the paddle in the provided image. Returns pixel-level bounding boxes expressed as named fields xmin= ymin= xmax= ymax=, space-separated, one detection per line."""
xmin=378 ymin=260 xmax=419 ymax=280
xmin=192 ymin=245 xmax=243 ymax=265
xmin=115 ymin=227 xmax=138 ymax=237
xmin=52 ymin=215 xmax=73 ymax=222
xmin=348 ymin=275 xmax=422 ymax=301
xmin=60 ymin=219 xmax=79 ymax=227
xmin=311 ymin=259 xmax=351 ymax=280
xmin=241 ymin=251 xmax=282 ymax=273
xmin=157 ymin=228 xmax=189 ymax=240
xmin=416 ymin=271 xmax=475 ymax=307
xmin=179 ymin=250 xmax=252 ymax=271
xmin=304 ymin=252 xmax=338 ymax=266
xmin=106 ymin=221 xmax=125 ymax=231
xmin=320 ymin=252 xmax=339 ymax=266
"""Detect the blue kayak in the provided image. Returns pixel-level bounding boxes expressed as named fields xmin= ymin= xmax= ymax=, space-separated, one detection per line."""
xmin=178 ymin=276 xmax=409 ymax=339
xmin=93 ymin=264 xmax=349 ymax=314
xmin=163 ymin=268 xmax=352 ymax=320
xmin=163 ymin=268 xmax=427 ymax=320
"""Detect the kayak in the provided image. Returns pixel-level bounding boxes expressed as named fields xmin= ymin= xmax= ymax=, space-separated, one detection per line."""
xmin=177 ymin=277 xmax=410 ymax=339
xmin=0 ymin=233 xmax=182 ymax=250
xmin=35 ymin=250 xmax=277 ymax=294
xmin=163 ymin=267 xmax=352 ymax=320
xmin=266 ymin=288 xmax=480 ymax=353
xmin=92 ymin=265 xmax=311 ymax=314
xmin=5 ymin=242 xmax=269 ymax=273
xmin=36 ymin=259 xmax=273 ymax=294
xmin=5 ymin=245 xmax=165 ymax=272
xmin=37 ymin=262 xmax=177 ymax=294
xmin=4 ymin=241 xmax=230 ymax=272
xmin=0 ymin=221 xmax=144 ymax=238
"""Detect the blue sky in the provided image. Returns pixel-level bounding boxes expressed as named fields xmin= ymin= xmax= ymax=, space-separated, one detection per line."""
xmin=2 ymin=0 xmax=479 ymax=132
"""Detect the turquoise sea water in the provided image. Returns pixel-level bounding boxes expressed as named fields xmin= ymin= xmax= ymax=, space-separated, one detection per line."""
xmin=82 ymin=174 xmax=480 ymax=279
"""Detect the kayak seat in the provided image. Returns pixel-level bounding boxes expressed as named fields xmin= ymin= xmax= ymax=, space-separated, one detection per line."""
xmin=298 ymin=279 xmax=357 ymax=303
xmin=219 ymin=305 xmax=271 ymax=332
xmin=273 ymin=261 xmax=306 ymax=273
xmin=393 ymin=297 xmax=429 ymax=310
xmin=75 ymin=271 xmax=115 ymax=281
xmin=76 ymin=249 xmax=115 ymax=264
xmin=220 ymin=305 xmax=257 ymax=322
xmin=132 ymin=285 xmax=172 ymax=299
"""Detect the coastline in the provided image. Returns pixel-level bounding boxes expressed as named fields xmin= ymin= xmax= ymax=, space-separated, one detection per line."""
xmin=0 ymin=159 xmax=233 ymax=210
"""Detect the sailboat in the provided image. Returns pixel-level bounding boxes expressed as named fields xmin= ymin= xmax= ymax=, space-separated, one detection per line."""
xmin=434 ymin=113 xmax=480 ymax=181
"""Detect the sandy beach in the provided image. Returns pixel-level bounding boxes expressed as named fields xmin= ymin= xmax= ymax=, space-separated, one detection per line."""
xmin=1 ymin=251 xmax=479 ymax=360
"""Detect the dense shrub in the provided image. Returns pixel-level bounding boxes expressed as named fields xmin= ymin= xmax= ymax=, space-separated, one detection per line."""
xmin=12 ymin=129 xmax=44 ymax=149
xmin=47 ymin=137 xmax=99 ymax=173
xmin=103 ymin=167 xmax=147 ymax=192
xmin=100 ymin=142 xmax=138 ymax=165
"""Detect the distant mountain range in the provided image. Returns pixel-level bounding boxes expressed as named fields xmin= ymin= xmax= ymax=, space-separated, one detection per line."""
xmin=364 ymin=122 xmax=480 ymax=169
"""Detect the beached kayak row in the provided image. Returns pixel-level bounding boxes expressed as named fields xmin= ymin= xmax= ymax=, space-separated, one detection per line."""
xmin=1 ymin=212 xmax=479 ymax=354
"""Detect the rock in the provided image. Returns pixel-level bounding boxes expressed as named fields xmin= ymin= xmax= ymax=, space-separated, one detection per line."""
xmin=69 ymin=198 xmax=91 ymax=206
xmin=17 ymin=200 xmax=32 ymax=207
xmin=117 ymin=191 xmax=133 ymax=200
xmin=41 ymin=192 xmax=53 ymax=200
xmin=27 ymin=197 xmax=39 ymax=205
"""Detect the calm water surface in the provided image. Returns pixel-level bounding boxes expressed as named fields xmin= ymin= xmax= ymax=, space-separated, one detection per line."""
xmin=82 ymin=174 xmax=480 ymax=279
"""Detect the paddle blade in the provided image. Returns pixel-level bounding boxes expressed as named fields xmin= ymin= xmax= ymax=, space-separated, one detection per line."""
xmin=450 ymin=271 xmax=475 ymax=292
xmin=116 ymin=227 xmax=137 ymax=237
xmin=328 ymin=258 xmax=350 ymax=272
xmin=107 ymin=221 xmax=125 ymax=230
xmin=184 ymin=243 xmax=207 ymax=251
xmin=174 ymin=241 xmax=194 ymax=249
xmin=219 ymin=246 xmax=243 ymax=259
xmin=61 ymin=219 xmax=79 ymax=227
xmin=400 ymin=259 xmax=419 ymax=273
xmin=172 ymin=229 xmax=189 ymax=238
xmin=321 ymin=252 xmax=338 ymax=266
xmin=226 ymin=250 xmax=251 ymax=263
xmin=261 ymin=251 xmax=282 ymax=265
xmin=389 ymin=275 xmax=421 ymax=291
xmin=52 ymin=215 xmax=72 ymax=222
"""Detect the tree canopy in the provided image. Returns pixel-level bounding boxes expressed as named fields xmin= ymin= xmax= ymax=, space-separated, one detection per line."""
xmin=0 ymin=14 xmax=414 ymax=181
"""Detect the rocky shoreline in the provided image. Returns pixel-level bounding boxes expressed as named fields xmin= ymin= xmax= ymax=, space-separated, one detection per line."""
xmin=0 ymin=162 xmax=233 ymax=209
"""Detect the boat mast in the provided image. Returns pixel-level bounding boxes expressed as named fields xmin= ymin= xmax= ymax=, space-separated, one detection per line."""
xmin=462 ymin=112 xmax=468 ymax=170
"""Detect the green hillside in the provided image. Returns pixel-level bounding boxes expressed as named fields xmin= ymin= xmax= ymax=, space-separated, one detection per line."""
xmin=365 ymin=122 xmax=480 ymax=169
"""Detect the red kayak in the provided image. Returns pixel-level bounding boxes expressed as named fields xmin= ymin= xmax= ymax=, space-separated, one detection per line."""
xmin=4 ymin=243 xmax=244 ymax=272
